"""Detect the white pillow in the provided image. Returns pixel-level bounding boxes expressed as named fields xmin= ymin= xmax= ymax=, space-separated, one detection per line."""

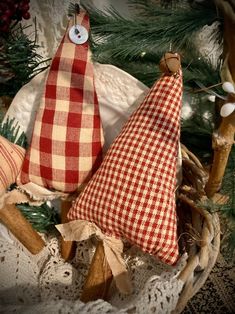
xmin=4 ymin=63 xmax=149 ymax=153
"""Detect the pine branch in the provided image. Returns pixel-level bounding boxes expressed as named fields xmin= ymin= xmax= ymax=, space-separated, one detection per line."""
xmin=84 ymin=0 xmax=220 ymax=54
xmin=82 ymin=0 xmax=222 ymax=93
xmin=0 ymin=117 xmax=27 ymax=148
xmin=0 ymin=118 xmax=56 ymax=233
xmin=16 ymin=202 xmax=59 ymax=233
xmin=0 ymin=21 xmax=50 ymax=97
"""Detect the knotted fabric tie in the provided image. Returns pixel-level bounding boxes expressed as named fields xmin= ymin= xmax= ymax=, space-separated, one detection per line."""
xmin=56 ymin=220 xmax=132 ymax=294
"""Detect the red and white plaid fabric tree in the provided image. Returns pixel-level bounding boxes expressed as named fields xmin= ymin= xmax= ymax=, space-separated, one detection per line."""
xmin=0 ymin=135 xmax=25 ymax=196
xmin=67 ymin=54 xmax=183 ymax=265
xmin=18 ymin=11 xmax=104 ymax=193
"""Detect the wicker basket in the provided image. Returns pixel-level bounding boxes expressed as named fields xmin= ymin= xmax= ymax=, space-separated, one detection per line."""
xmin=173 ymin=144 xmax=220 ymax=313
xmin=78 ymin=143 xmax=220 ymax=312
xmin=0 ymin=144 xmax=220 ymax=313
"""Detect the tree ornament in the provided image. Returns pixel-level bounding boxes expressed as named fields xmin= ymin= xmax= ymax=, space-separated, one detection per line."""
xmin=57 ymin=52 xmax=183 ymax=300
xmin=18 ymin=10 xmax=104 ymax=194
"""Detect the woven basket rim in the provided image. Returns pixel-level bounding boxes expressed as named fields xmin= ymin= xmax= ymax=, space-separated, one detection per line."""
xmin=174 ymin=145 xmax=220 ymax=313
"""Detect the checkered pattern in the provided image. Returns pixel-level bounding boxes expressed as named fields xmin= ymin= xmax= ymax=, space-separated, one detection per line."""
xmin=68 ymin=71 xmax=182 ymax=265
xmin=18 ymin=12 xmax=104 ymax=193
xmin=0 ymin=135 xmax=25 ymax=195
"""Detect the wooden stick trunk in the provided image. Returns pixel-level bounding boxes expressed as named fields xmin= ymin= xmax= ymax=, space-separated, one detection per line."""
xmin=80 ymin=241 xmax=113 ymax=302
xmin=60 ymin=200 xmax=76 ymax=261
xmin=0 ymin=204 xmax=45 ymax=254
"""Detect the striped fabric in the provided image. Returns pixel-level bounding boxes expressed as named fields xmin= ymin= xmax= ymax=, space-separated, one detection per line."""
xmin=0 ymin=135 xmax=25 ymax=195
xmin=18 ymin=12 xmax=104 ymax=193
xmin=68 ymin=71 xmax=183 ymax=265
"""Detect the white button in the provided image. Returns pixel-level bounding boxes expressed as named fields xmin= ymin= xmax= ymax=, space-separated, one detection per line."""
xmin=69 ymin=25 xmax=89 ymax=45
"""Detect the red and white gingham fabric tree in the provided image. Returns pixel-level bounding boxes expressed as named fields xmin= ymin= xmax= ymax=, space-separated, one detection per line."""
xmin=18 ymin=11 xmax=104 ymax=193
xmin=68 ymin=61 xmax=183 ymax=265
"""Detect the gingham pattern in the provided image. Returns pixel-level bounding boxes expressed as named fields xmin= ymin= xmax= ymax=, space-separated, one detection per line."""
xmin=0 ymin=135 xmax=25 ymax=195
xmin=18 ymin=12 xmax=104 ymax=193
xmin=68 ymin=71 xmax=182 ymax=265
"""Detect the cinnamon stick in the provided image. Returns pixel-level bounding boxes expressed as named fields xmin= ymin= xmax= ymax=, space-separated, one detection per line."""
xmin=60 ymin=200 xmax=76 ymax=261
xmin=0 ymin=204 xmax=45 ymax=254
xmin=80 ymin=241 xmax=113 ymax=303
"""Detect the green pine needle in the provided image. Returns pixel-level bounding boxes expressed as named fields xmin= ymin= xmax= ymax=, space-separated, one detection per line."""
xmin=0 ymin=118 xmax=57 ymax=233
xmin=181 ymin=131 xmax=213 ymax=163
xmin=0 ymin=21 xmax=50 ymax=97
xmin=16 ymin=202 xmax=59 ymax=233
xmin=0 ymin=116 xmax=27 ymax=148
xmin=81 ymin=0 xmax=222 ymax=93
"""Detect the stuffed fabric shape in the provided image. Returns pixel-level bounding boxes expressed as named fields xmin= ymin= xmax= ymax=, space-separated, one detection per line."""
xmin=68 ymin=70 xmax=183 ymax=265
xmin=0 ymin=135 xmax=25 ymax=197
xmin=18 ymin=12 xmax=104 ymax=193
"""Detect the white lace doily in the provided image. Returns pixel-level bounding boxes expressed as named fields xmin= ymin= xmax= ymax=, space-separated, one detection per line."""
xmin=0 ymin=230 xmax=186 ymax=313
